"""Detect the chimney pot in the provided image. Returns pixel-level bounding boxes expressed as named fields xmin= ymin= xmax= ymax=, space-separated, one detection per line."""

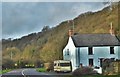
xmin=109 ymin=22 xmax=115 ymax=36
xmin=69 ymin=29 xmax=74 ymax=37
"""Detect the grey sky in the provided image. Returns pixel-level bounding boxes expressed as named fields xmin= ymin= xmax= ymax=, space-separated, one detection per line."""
xmin=1 ymin=0 xmax=108 ymax=2
xmin=2 ymin=2 xmax=107 ymax=39
xmin=0 ymin=2 xmax=1 ymax=40
xmin=2 ymin=0 xmax=120 ymax=2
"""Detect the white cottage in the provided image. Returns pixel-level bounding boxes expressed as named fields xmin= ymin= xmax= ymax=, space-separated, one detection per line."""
xmin=63 ymin=30 xmax=120 ymax=72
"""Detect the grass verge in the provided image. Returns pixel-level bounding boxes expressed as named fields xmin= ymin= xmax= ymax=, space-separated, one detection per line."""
xmin=0 ymin=69 xmax=12 ymax=74
xmin=36 ymin=68 xmax=46 ymax=72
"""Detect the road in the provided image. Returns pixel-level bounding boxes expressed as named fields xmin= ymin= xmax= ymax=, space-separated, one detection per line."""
xmin=1 ymin=68 xmax=71 ymax=77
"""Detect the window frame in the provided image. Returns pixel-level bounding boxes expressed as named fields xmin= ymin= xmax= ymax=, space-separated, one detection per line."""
xmin=110 ymin=47 xmax=114 ymax=54
xmin=88 ymin=47 xmax=93 ymax=55
xmin=89 ymin=58 xmax=94 ymax=66
xmin=66 ymin=49 xmax=70 ymax=55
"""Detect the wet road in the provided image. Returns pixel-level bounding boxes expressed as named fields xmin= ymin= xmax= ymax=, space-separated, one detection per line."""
xmin=1 ymin=68 xmax=71 ymax=77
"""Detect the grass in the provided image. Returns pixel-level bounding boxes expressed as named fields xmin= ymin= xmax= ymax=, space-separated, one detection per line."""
xmin=0 ymin=69 xmax=12 ymax=74
xmin=36 ymin=68 xmax=46 ymax=72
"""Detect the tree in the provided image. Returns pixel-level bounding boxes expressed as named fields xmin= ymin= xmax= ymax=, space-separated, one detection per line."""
xmin=3 ymin=47 xmax=21 ymax=61
xmin=42 ymin=26 xmax=50 ymax=32
xmin=2 ymin=58 xmax=15 ymax=69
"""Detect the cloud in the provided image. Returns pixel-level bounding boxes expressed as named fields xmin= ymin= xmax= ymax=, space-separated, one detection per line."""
xmin=2 ymin=2 xmax=105 ymax=39
xmin=2 ymin=0 xmax=105 ymax=2
xmin=1 ymin=0 xmax=120 ymax=2
xmin=0 ymin=2 xmax=2 ymax=40
xmin=2 ymin=0 xmax=120 ymax=2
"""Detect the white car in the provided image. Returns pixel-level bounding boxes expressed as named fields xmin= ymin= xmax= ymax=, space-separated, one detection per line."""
xmin=94 ymin=66 xmax=102 ymax=74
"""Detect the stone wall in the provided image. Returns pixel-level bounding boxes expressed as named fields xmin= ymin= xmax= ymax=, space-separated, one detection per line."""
xmin=103 ymin=60 xmax=120 ymax=75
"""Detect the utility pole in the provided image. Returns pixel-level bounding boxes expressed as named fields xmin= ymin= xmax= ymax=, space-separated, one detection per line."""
xmin=72 ymin=20 xmax=74 ymax=32
xmin=110 ymin=0 xmax=113 ymax=29
xmin=11 ymin=51 xmax=13 ymax=60
xmin=68 ymin=20 xmax=74 ymax=30
xmin=110 ymin=0 xmax=112 ymax=11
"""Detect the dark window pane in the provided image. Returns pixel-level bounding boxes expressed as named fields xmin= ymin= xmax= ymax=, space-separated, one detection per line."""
xmin=110 ymin=47 xmax=114 ymax=54
xmin=89 ymin=59 xmax=94 ymax=66
xmin=67 ymin=49 xmax=69 ymax=55
xmin=88 ymin=47 xmax=93 ymax=55
xmin=60 ymin=63 xmax=70 ymax=66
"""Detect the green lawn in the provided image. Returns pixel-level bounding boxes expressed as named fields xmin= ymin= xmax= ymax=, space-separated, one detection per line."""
xmin=0 ymin=69 xmax=12 ymax=74
xmin=36 ymin=68 xmax=46 ymax=72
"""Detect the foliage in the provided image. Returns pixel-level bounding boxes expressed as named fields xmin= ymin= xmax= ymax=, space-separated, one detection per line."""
xmin=2 ymin=47 xmax=21 ymax=61
xmin=2 ymin=2 xmax=120 ymax=66
xmin=0 ymin=69 xmax=12 ymax=74
xmin=36 ymin=68 xmax=46 ymax=72
xmin=33 ymin=59 xmax=42 ymax=68
xmin=72 ymin=67 xmax=98 ymax=76
xmin=2 ymin=58 xmax=15 ymax=69
xmin=63 ymin=75 xmax=120 ymax=77
xmin=42 ymin=26 xmax=50 ymax=32
xmin=102 ymin=59 xmax=112 ymax=71
xmin=44 ymin=63 xmax=53 ymax=72
xmin=102 ymin=60 xmax=120 ymax=75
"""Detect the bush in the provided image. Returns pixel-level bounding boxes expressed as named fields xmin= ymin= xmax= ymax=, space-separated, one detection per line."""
xmin=0 ymin=69 xmax=12 ymax=74
xmin=2 ymin=58 xmax=15 ymax=69
xmin=44 ymin=62 xmax=53 ymax=72
xmin=72 ymin=67 xmax=98 ymax=76
xmin=36 ymin=68 xmax=46 ymax=72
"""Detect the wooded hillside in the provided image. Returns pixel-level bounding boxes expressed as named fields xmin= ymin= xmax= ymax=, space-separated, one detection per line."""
xmin=2 ymin=2 xmax=120 ymax=68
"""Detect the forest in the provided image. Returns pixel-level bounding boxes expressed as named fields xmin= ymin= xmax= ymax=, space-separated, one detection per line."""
xmin=2 ymin=2 xmax=120 ymax=69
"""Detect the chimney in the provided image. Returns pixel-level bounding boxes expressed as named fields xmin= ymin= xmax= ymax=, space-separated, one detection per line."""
xmin=69 ymin=29 xmax=74 ymax=37
xmin=109 ymin=22 xmax=115 ymax=36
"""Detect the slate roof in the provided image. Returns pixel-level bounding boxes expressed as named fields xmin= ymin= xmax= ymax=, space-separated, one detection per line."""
xmin=71 ymin=33 xmax=120 ymax=47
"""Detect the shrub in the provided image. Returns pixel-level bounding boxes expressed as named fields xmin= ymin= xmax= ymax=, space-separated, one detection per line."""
xmin=72 ymin=67 xmax=98 ymax=76
xmin=36 ymin=68 xmax=46 ymax=72
xmin=0 ymin=69 xmax=12 ymax=74
xmin=44 ymin=62 xmax=53 ymax=72
xmin=2 ymin=58 xmax=15 ymax=69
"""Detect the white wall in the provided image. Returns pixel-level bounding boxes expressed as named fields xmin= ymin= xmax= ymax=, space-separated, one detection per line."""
xmin=63 ymin=37 xmax=77 ymax=71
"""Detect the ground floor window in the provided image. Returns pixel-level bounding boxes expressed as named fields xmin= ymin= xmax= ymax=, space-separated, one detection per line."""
xmin=89 ymin=59 xmax=94 ymax=66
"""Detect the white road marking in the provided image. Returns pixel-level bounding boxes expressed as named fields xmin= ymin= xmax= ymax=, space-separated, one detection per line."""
xmin=22 ymin=69 xmax=27 ymax=76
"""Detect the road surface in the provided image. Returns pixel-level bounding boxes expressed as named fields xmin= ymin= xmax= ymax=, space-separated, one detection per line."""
xmin=1 ymin=68 xmax=71 ymax=77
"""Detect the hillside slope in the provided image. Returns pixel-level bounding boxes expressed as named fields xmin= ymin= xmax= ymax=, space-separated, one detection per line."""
xmin=2 ymin=2 xmax=120 ymax=67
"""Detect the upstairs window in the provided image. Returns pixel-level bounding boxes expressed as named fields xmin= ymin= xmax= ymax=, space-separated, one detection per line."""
xmin=110 ymin=47 xmax=114 ymax=54
xmin=88 ymin=47 xmax=93 ymax=55
xmin=66 ymin=49 xmax=69 ymax=55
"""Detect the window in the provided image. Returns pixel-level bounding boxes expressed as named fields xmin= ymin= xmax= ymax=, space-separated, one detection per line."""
xmin=110 ymin=47 xmax=114 ymax=54
xmin=89 ymin=59 xmax=94 ymax=66
xmin=54 ymin=63 xmax=57 ymax=66
xmin=60 ymin=63 xmax=70 ymax=66
xmin=88 ymin=47 xmax=93 ymax=55
xmin=67 ymin=49 xmax=69 ymax=55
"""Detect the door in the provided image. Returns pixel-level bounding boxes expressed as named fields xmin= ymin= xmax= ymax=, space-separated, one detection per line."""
xmin=100 ymin=58 xmax=103 ymax=67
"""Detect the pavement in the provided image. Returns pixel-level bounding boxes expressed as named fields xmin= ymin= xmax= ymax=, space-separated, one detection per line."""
xmin=1 ymin=68 xmax=72 ymax=77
